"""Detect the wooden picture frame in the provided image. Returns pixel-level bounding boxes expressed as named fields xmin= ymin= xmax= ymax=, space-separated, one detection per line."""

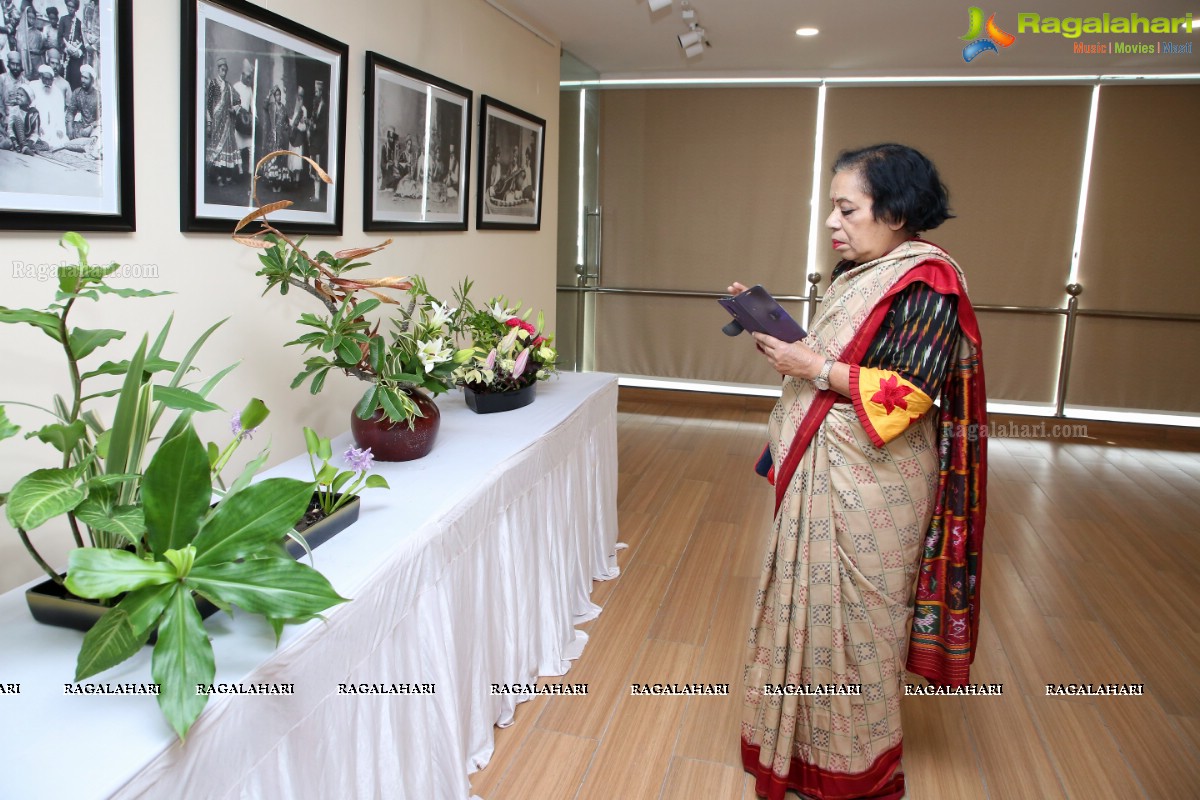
xmin=180 ymin=0 xmax=347 ymax=234
xmin=476 ymin=95 xmax=544 ymax=231
xmin=0 ymin=0 xmax=135 ymax=232
xmin=364 ymin=52 xmax=471 ymax=232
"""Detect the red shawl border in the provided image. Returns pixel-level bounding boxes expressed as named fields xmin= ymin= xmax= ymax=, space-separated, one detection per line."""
xmin=769 ymin=257 xmax=987 ymax=689
xmin=742 ymin=739 xmax=905 ymax=800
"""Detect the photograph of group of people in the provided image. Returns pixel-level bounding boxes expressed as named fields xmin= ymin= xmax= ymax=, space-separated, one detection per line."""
xmin=368 ymin=58 xmax=469 ymax=230
xmin=199 ymin=16 xmax=333 ymax=212
xmin=477 ymin=96 xmax=543 ymax=229
xmin=0 ymin=0 xmax=108 ymax=198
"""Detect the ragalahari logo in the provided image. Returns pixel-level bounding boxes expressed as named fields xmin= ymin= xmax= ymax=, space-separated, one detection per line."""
xmin=961 ymin=7 xmax=1016 ymax=62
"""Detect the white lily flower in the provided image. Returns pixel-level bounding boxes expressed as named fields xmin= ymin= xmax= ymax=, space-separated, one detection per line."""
xmin=488 ymin=300 xmax=513 ymax=323
xmin=426 ymin=301 xmax=456 ymax=329
xmin=416 ymin=336 xmax=453 ymax=373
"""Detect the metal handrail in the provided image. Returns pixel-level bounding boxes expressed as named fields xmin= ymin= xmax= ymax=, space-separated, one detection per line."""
xmin=556 ymin=279 xmax=1199 ymax=417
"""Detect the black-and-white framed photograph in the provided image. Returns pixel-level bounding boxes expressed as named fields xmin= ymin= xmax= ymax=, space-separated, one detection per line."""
xmin=364 ymin=52 xmax=471 ymax=232
xmin=476 ymin=95 xmax=544 ymax=231
xmin=0 ymin=0 xmax=135 ymax=232
xmin=181 ymin=0 xmax=347 ymax=234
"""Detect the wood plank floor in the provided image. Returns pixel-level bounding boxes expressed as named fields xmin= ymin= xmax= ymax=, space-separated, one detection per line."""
xmin=469 ymin=390 xmax=1200 ymax=800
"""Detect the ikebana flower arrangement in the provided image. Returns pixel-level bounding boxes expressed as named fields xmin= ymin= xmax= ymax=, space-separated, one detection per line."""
xmin=303 ymin=427 xmax=389 ymax=520
xmin=233 ymin=151 xmax=472 ymax=459
xmin=452 ymin=286 xmax=557 ymax=413
xmin=0 ymin=233 xmax=348 ymax=739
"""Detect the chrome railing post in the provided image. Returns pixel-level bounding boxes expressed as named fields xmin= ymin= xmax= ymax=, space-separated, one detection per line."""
xmin=805 ymin=272 xmax=822 ymax=330
xmin=1055 ymin=283 xmax=1083 ymax=418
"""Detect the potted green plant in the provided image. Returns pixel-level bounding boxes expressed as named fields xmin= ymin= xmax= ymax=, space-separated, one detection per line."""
xmin=284 ymin=428 xmax=390 ymax=557
xmin=232 ymin=153 xmax=472 ymax=460
xmin=451 ymin=289 xmax=558 ymax=414
xmin=0 ymin=234 xmax=349 ymax=739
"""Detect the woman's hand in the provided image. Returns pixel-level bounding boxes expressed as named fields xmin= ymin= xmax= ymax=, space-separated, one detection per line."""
xmin=751 ymin=332 xmax=824 ymax=380
xmin=727 ymin=281 xmax=748 ymax=295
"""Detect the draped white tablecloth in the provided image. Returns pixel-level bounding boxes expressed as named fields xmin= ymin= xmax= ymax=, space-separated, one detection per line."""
xmin=0 ymin=372 xmax=619 ymax=800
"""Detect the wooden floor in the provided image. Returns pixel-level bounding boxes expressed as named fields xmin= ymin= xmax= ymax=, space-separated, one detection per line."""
xmin=469 ymin=389 xmax=1200 ymax=800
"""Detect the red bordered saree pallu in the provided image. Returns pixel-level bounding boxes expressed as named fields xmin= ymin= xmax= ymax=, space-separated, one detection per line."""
xmin=742 ymin=240 xmax=987 ymax=800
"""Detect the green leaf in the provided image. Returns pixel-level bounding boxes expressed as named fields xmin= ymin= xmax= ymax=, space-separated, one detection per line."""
xmin=0 ymin=306 xmax=64 ymax=341
xmin=93 ymin=285 xmax=171 ymax=298
xmin=364 ymin=474 xmax=390 ymax=490
xmin=206 ymin=441 xmax=220 ymax=468
xmin=163 ymin=545 xmax=196 ymax=578
xmin=84 ymin=473 xmax=139 ymax=489
xmin=64 ymin=548 xmax=177 ymax=600
xmin=160 ymin=362 xmax=239 ymax=446
xmin=0 ymin=407 xmax=19 ymax=442
xmin=355 ymin=386 xmax=378 ymax=420
xmin=75 ymin=608 xmax=147 ymax=682
xmin=192 ymin=478 xmax=314 ymax=567
xmin=116 ymin=582 xmax=178 ymax=635
xmin=142 ymin=426 xmax=212 ymax=556
xmin=74 ymin=493 xmax=145 ymax=545
xmin=367 ymin=335 xmax=386 ymax=373
xmin=5 ymin=467 xmax=87 ymax=531
xmin=222 ymin=445 xmax=270 ymax=501
xmin=26 ymin=420 xmax=88 ymax=454
xmin=336 ymin=339 xmax=362 ymax=366
xmin=104 ymin=336 xmax=149 ymax=477
xmin=237 ymin=398 xmax=270 ymax=431
xmin=60 ymin=231 xmax=90 ymax=265
xmin=152 ymin=586 xmax=214 ymax=740
xmin=378 ymin=388 xmax=406 ymax=422
xmin=68 ymin=328 xmax=126 ymax=360
xmin=302 ymin=427 xmax=320 ymax=455
xmin=152 ymin=386 xmax=222 ymax=414
xmin=314 ymin=464 xmax=338 ymax=485
xmin=330 ymin=471 xmax=354 ymax=495
xmin=354 ymin=298 xmax=382 ymax=316
xmin=187 ymin=558 xmax=349 ymax=618
xmin=81 ymin=356 xmax=180 ymax=381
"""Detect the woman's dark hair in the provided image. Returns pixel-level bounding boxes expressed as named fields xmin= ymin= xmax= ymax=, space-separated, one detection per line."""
xmin=832 ymin=144 xmax=953 ymax=233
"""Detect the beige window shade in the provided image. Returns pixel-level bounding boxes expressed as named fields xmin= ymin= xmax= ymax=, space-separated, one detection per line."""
xmin=597 ymin=88 xmax=818 ymax=294
xmin=821 ymin=86 xmax=1091 ymax=308
xmin=975 ymin=313 xmax=1063 ymax=405
xmin=594 ymin=293 xmax=801 ymax=386
xmin=1067 ymin=318 xmax=1200 ymax=413
xmin=1077 ymin=85 xmax=1200 ymax=315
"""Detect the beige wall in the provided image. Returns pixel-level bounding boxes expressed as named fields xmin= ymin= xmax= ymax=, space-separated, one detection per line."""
xmin=0 ymin=0 xmax=561 ymax=593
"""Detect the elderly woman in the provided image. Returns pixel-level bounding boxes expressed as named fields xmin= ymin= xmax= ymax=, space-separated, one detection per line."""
xmin=735 ymin=143 xmax=987 ymax=800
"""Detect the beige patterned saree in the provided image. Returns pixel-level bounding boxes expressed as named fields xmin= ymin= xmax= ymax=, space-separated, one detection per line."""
xmin=742 ymin=240 xmax=987 ymax=800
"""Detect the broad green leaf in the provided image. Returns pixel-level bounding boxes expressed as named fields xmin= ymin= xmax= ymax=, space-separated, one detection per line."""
xmin=104 ymin=336 xmax=149 ymax=477
xmin=5 ymin=467 xmax=86 ymax=531
xmin=315 ymin=435 xmax=332 ymax=461
xmin=94 ymin=429 xmax=111 ymax=458
xmin=330 ymin=471 xmax=354 ymax=495
xmin=364 ymin=475 xmax=390 ymax=490
xmin=0 ymin=407 xmax=21 ymax=442
xmin=192 ymin=478 xmax=314 ymax=567
xmin=152 ymin=586 xmax=214 ymax=740
xmin=152 ymin=386 xmax=222 ymax=413
xmin=355 ymin=386 xmax=378 ymax=420
xmin=237 ymin=398 xmax=269 ymax=431
xmin=93 ymin=285 xmax=171 ymax=298
xmin=60 ymin=231 xmax=90 ymax=266
xmin=26 ymin=420 xmax=88 ymax=454
xmin=302 ymin=427 xmax=320 ymax=454
xmin=368 ymin=335 xmax=385 ymax=373
xmin=64 ymin=548 xmax=176 ymax=600
xmin=115 ymin=582 xmax=177 ymax=635
xmin=75 ymin=608 xmax=147 ymax=682
xmin=314 ymin=464 xmax=338 ymax=485
xmin=68 ymin=328 xmax=126 ymax=360
xmin=378 ymin=388 xmax=405 ymax=422
xmin=160 ymin=360 xmax=239 ymax=446
xmin=74 ymin=494 xmax=145 ymax=545
xmin=142 ymin=426 xmax=212 ymax=556
xmin=187 ymin=558 xmax=348 ymax=617
xmin=163 ymin=545 xmax=196 ymax=578
xmin=310 ymin=369 xmax=328 ymax=395
xmin=0 ymin=306 xmax=63 ymax=341
xmin=206 ymin=441 xmax=220 ymax=468
xmin=80 ymin=356 xmax=180 ymax=381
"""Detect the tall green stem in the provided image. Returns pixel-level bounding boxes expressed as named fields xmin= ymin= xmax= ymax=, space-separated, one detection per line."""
xmin=17 ymin=527 xmax=64 ymax=585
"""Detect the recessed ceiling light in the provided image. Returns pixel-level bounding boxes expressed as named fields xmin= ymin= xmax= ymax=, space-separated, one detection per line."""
xmin=795 ymin=27 xmax=819 ymax=37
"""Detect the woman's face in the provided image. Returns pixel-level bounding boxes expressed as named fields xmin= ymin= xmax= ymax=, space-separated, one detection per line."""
xmin=825 ymin=168 xmax=907 ymax=265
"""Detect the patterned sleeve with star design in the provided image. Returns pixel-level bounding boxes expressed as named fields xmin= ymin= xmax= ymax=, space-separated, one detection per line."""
xmin=849 ymin=281 xmax=960 ymax=447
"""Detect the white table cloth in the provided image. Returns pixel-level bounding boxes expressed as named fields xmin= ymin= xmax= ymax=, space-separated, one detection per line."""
xmin=0 ymin=372 xmax=619 ymax=799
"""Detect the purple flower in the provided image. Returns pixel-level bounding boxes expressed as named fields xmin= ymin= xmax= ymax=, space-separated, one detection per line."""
xmin=484 ymin=348 xmax=497 ymax=370
xmin=229 ymin=412 xmax=257 ymax=442
xmin=343 ymin=445 xmax=375 ymax=473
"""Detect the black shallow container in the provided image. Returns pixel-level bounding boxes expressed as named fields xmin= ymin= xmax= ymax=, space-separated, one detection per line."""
xmin=463 ymin=382 xmax=537 ymax=414
xmin=26 ymin=493 xmax=361 ymax=634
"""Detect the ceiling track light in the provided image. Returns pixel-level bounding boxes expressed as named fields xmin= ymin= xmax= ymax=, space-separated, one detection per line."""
xmin=647 ymin=0 xmax=672 ymax=12
xmin=678 ymin=28 xmax=705 ymax=49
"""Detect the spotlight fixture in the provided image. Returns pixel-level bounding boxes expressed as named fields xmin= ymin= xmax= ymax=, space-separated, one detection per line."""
xmin=684 ymin=41 xmax=705 ymax=58
xmin=647 ymin=0 xmax=672 ymax=12
xmin=678 ymin=29 xmax=705 ymax=49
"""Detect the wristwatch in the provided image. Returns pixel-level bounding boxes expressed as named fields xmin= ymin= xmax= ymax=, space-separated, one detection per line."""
xmin=813 ymin=358 xmax=835 ymax=391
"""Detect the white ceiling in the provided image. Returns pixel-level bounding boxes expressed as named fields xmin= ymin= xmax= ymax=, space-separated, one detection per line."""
xmin=494 ymin=0 xmax=1200 ymax=79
